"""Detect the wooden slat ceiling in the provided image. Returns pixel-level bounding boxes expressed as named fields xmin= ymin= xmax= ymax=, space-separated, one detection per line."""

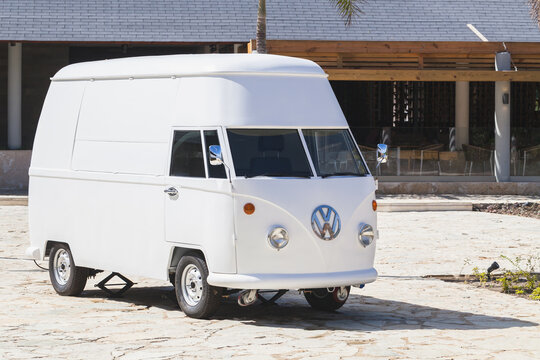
xmin=251 ymin=40 xmax=540 ymax=81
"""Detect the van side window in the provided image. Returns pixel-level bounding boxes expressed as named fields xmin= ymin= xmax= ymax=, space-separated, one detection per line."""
xmin=203 ymin=130 xmax=227 ymax=179
xmin=170 ymin=131 xmax=205 ymax=177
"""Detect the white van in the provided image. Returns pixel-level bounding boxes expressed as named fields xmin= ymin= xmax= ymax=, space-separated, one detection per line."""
xmin=26 ymin=54 xmax=386 ymax=318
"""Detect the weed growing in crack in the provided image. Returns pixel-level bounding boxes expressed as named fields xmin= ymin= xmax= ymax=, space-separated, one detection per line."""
xmin=467 ymin=254 xmax=540 ymax=300
xmin=496 ymin=255 xmax=540 ymax=300
xmin=531 ymin=287 xmax=540 ymax=300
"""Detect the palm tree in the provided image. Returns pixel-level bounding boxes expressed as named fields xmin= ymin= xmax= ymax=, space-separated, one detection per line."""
xmin=256 ymin=0 xmax=365 ymax=54
xmin=530 ymin=0 xmax=540 ymax=26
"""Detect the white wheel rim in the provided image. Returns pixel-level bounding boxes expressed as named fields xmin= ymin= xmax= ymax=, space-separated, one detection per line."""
xmin=181 ymin=264 xmax=203 ymax=306
xmin=53 ymin=249 xmax=71 ymax=286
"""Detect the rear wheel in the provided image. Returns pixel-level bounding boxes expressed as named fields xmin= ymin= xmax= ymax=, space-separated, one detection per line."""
xmin=48 ymin=244 xmax=89 ymax=296
xmin=304 ymin=286 xmax=350 ymax=311
xmin=174 ymin=254 xmax=222 ymax=319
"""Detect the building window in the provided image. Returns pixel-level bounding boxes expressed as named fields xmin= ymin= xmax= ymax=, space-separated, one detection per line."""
xmin=511 ymin=82 xmax=540 ymax=176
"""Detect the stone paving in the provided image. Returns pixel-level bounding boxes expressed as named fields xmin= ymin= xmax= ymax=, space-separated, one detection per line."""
xmin=0 ymin=206 xmax=539 ymax=359
xmin=377 ymin=193 xmax=540 ymax=204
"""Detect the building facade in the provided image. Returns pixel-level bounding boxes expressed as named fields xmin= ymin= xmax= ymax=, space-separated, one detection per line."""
xmin=1 ymin=0 xmax=540 ymax=192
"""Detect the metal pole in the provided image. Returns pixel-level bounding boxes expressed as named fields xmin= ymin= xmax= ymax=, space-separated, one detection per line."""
xmin=7 ymin=42 xmax=22 ymax=150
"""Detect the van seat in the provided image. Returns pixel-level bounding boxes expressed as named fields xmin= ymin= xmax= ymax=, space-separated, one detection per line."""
xmin=249 ymin=157 xmax=292 ymax=175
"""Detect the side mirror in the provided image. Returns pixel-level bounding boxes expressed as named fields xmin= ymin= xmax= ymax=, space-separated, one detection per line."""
xmin=377 ymin=144 xmax=388 ymax=166
xmin=209 ymin=145 xmax=223 ymax=166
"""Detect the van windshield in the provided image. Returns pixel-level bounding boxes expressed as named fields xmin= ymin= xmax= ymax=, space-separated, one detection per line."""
xmin=302 ymin=129 xmax=369 ymax=177
xmin=227 ymin=129 xmax=313 ymax=178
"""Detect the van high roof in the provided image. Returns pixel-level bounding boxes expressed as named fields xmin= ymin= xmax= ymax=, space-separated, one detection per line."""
xmin=52 ymin=54 xmax=327 ymax=81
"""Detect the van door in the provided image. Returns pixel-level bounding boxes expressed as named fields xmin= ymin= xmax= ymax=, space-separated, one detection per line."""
xmin=164 ymin=128 xmax=236 ymax=274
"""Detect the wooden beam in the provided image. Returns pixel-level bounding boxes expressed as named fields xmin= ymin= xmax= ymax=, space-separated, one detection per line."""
xmin=267 ymin=40 xmax=540 ymax=56
xmin=326 ymin=69 xmax=540 ymax=82
xmin=336 ymin=54 xmax=343 ymax=68
xmin=248 ymin=39 xmax=256 ymax=54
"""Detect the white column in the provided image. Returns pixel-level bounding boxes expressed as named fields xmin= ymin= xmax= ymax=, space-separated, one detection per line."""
xmin=455 ymin=81 xmax=469 ymax=150
xmin=494 ymin=81 xmax=511 ymax=181
xmin=494 ymin=52 xmax=512 ymax=182
xmin=7 ymin=42 xmax=22 ymax=150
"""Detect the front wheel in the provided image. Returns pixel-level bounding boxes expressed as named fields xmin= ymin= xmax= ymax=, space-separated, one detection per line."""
xmin=48 ymin=244 xmax=89 ymax=296
xmin=304 ymin=286 xmax=351 ymax=311
xmin=174 ymin=254 xmax=222 ymax=319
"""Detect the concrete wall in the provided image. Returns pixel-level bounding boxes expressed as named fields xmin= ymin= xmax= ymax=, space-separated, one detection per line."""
xmin=0 ymin=150 xmax=31 ymax=191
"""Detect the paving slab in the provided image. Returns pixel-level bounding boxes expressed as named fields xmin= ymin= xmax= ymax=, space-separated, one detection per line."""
xmin=0 ymin=196 xmax=28 ymax=206
xmin=377 ymin=194 xmax=540 ymax=212
xmin=376 ymin=211 xmax=540 ymax=276
xmin=0 ymin=206 xmax=539 ymax=359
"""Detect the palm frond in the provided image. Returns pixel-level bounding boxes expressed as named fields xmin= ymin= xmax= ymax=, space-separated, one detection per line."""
xmin=530 ymin=0 xmax=540 ymax=26
xmin=332 ymin=0 xmax=365 ymax=26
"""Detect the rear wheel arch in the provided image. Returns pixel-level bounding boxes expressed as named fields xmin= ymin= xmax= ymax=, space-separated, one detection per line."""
xmin=45 ymin=240 xmax=70 ymax=258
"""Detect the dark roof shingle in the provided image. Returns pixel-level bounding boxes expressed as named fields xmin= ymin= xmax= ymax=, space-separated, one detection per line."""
xmin=0 ymin=0 xmax=539 ymax=42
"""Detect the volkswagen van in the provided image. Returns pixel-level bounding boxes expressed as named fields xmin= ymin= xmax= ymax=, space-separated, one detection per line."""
xmin=26 ymin=54 xmax=386 ymax=318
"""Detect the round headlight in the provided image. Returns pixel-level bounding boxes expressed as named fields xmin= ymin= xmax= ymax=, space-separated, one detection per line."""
xmin=358 ymin=223 xmax=374 ymax=247
xmin=267 ymin=226 xmax=289 ymax=250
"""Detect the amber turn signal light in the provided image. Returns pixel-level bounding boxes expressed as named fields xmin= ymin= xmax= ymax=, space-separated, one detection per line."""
xmin=372 ymin=200 xmax=377 ymax=211
xmin=244 ymin=203 xmax=255 ymax=215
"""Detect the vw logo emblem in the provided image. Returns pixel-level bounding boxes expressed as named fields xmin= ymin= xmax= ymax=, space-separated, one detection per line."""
xmin=311 ymin=205 xmax=341 ymax=240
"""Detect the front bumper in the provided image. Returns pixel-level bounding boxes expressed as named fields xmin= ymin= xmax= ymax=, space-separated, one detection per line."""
xmin=207 ymin=267 xmax=377 ymax=290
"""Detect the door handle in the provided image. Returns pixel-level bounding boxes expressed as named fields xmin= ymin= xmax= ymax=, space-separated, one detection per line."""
xmin=164 ymin=187 xmax=178 ymax=197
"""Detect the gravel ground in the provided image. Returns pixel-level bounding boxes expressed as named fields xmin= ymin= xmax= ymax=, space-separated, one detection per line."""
xmin=473 ymin=202 xmax=540 ymax=219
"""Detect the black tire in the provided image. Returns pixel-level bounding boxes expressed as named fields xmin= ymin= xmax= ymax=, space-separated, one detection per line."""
xmin=304 ymin=286 xmax=350 ymax=311
xmin=48 ymin=244 xmax=89 ymax=296
xmin=174 ymin=254 xmax=222 ymax=319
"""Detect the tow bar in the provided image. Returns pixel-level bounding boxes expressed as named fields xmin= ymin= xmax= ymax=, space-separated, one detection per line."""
xmin=237 ymin=289 xmax=288 ymax=306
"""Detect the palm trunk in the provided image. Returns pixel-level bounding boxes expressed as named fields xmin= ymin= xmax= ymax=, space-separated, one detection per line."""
xmin=530 ymin=0 xmax=540 ymax=26
xmin=256 ymin=0 xmax=266 ymax=54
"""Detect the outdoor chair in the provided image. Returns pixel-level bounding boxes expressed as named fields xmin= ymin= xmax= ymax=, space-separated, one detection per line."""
xmin=396 ymin=148 xmax=418 ymax=175
xmin=462 ymin=144 xmax=493 ymax=176
xmin=438 ymin=151 xmax=460 ymax=175
xmin=419 ymin=143 xmax=444 ymax=175
xmin=522 ymin=144 xmax=540 ymax=176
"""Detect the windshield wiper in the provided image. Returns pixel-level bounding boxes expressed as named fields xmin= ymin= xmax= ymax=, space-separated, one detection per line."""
xmin=244 ymin=173 xmax=311 ymax=179
xmin=321 ymin=172 xmax=367 ymax=178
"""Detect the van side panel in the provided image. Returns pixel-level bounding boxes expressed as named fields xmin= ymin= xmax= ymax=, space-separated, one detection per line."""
xmin=30 ymin=79 xmax=179 ymax=280
xmin=30 ymin=81 xmax=86 ymax=170
xmin=66 ymin=78 xmax=177 ymax=279
xmin=72 ymin=79 xmax=172 ymax=175
xmin=29 ymin=81 xmax=86 ymax=258
xmin=68 ymin=175 xmax=168 ymax=279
